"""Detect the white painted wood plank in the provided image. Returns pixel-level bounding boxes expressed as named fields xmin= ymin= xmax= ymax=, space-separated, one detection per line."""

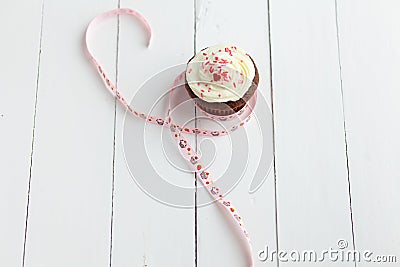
xmin=337 ymin=0 xmax=400 ymax=261
xmin=270 ymin=0 xmax=354 ymax=265
xmin=0 ymin=1 xmax=43 ymax=266
xmin=111 ymin=1 xmax=196 ymax=266
xmin=23 ymin=1 xmax=119 ymax=266
xmin=195 ymin=0 xmax=277 ymax=266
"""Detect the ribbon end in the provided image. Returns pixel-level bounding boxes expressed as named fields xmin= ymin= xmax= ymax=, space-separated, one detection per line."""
xmin=146 ymin=35 xmax=152 ymax=48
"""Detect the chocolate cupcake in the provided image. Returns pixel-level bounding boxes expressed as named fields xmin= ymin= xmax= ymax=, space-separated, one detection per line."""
xmin=185 ymin=45 xmax=259 ymax=116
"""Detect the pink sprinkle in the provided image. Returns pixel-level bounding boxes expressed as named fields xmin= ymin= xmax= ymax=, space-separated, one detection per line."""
xmin=188 ymin=68 xmax=192 ymax=73
xmin=209 ymin=66 xmax=214 ymax=73
xmin=197 ymin=82 xmax=200 ymax=86
xmin=213 ymin=73 xmax=221 ymax=81
xmin=218 ymin=94 xmax=221 ymax=97
xmin=233 ymin=82 xmax=237 ymax=88
xmin=238 ymin=80 xmax=244 ymax=84
xmin=203 ymin=52 xmax=207 ymax=56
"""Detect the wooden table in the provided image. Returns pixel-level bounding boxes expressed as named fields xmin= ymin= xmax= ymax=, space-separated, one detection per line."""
xmin=1 ymin=0 xmax=399 ymax=266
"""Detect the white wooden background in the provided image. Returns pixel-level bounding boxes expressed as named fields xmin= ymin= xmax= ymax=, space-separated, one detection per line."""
xmin=1 ymin=0 xmax=399 ymax=266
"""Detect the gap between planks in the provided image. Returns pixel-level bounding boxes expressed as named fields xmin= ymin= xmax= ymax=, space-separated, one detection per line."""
xmin=21 ymin=1 xmax=45 ymax=266
xmin=334 ymin=0 xmax=356 ymax=265
xmin=266 ymin=0 xmax=280 ymax=266
xmin=109 ymin=0 xmax=121 ymax=266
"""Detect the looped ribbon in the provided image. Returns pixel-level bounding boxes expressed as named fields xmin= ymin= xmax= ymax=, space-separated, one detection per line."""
xmin=85 ymin=8 xmax=255 ymax=266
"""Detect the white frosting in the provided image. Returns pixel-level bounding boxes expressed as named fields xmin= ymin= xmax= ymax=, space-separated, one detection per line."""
xmin=186 ymin=45 xmax=255 ymax=102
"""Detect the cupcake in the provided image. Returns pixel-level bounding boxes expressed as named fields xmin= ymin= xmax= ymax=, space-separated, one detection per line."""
xmin=185 ymin=45 xmax=259 ymax=116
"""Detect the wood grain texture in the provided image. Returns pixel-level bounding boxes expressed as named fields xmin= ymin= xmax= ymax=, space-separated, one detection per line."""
xmin=195 ymin=0 xmax=277 ymax=266
xmin=110 ymin=1 xmax=196 ymax=266
xmin=22 ymin=0 xmax=119 ymax=266
xmin=270 ymin=0 xmax=354 ymax=265
xmin=0 ymin=1 xmax=43 ymax=266
xmin=1 ymin=0 xmax=399 ymax=266
xmin=336 ymin=0 xmax=400 ymax=260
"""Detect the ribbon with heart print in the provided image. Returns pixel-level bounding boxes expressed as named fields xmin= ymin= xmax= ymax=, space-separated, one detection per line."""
xmin=85 ymin=8 xmax=256 ymax=266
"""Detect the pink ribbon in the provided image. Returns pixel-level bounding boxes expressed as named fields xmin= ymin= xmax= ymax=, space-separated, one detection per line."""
xmin=85 ymin=8 xmax=255 ymax=266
